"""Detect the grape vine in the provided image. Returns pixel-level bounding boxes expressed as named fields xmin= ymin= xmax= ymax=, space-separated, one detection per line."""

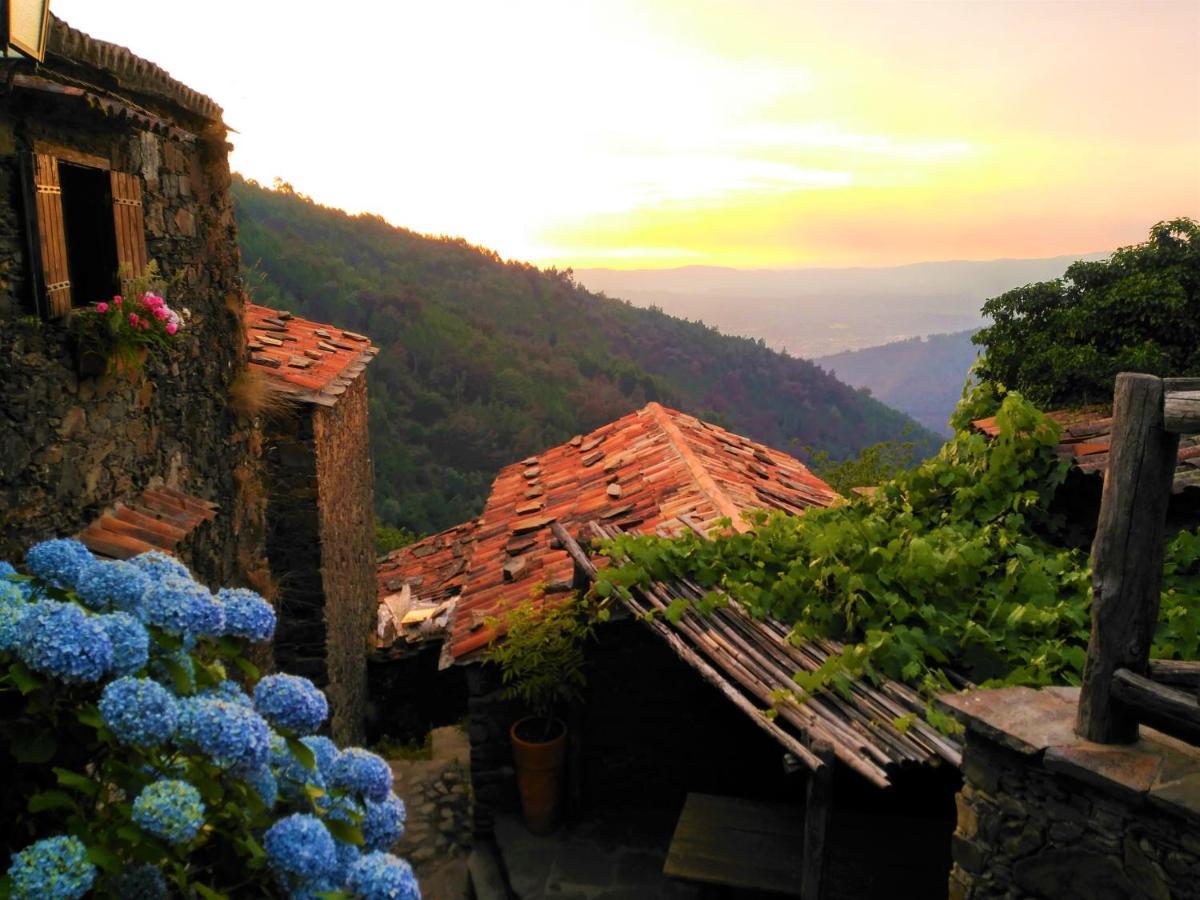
xmin=594 ymin=384 xmax=1200 ymax=725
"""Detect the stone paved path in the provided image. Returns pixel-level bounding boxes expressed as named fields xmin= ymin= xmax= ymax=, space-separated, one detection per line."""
xmin=494 ymin=808 xmax=702 ymax=899
xmin=389 ymin=725 xmax=473 ymax=900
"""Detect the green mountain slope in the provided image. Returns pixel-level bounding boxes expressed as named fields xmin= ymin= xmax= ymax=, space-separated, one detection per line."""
xmin=817 ymin=330 xmax=981 ymax=435
xmin=232 ymin=178 xmax=937 ymax=533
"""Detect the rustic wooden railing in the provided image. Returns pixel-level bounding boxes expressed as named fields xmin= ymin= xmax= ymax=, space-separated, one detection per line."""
xmin=1076 ymin=374 xmax=1200 ymax=744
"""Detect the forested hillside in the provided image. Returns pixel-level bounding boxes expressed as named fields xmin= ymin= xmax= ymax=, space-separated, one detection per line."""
xmin=818 ymin=330 xmax=980 ymax=435
xmin=232 ymin=177 xmax=936 ymax=534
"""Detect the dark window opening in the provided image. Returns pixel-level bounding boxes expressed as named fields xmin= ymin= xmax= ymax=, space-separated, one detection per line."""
xmin=58 ymin=162 xmax=118 ymax=307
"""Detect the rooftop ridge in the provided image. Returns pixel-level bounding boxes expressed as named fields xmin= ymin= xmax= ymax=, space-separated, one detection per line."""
xmin=644 ymin=402 xmax=751 ymax=533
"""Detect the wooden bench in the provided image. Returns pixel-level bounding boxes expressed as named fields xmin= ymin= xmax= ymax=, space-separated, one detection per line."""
xmin=663 ymin=793 xmax=807 ymax=897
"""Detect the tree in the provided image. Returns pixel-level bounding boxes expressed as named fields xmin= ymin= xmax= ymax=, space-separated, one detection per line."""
xmin=974 ymin=218 xmax=1200 ymax=408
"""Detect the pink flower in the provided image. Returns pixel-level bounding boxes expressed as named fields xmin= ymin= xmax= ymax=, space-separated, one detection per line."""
xmin=143 ymin=292 xmax=164 ymax=308
xmin=166 ymin=322 xmax=178 ymax=336
xmin=153 ymin=307 xmax=168 ymax=320
xmin=113 ymin=295 xmax=123 ymax=306
xmin=129 ymin=313 xmax=139 ymax=326
xmin=96 ymin=302 xmax=109 ymax=313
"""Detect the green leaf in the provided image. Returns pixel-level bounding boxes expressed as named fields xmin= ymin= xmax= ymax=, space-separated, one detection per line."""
xmin=10 ymin=731 xmax=56 ymax=764
xmin=233 ymin=656 xmax=261 ymax=680
xmin=76 ymin=707 xmax=103 ymax=729
xmin=324 ymin=819 xmax=364 ymax=846
xmin=28 ymin=790 xmax=77 ymax=813
xmin=287 ymin=737 xmax=317 ymax=772
xmin=7 ymin=661 xmax=40 ymax=695
xmin=193 ymin=884 xmax=228 ymax=900
xmin=85 ymin=846 xmax=121 ymax=874
xmin=55 ymin=768 xmax=100 ymax=797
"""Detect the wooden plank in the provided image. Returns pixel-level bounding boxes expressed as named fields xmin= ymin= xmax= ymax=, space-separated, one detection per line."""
xmin=1164 ymin=390 xmax=1200 ymax=435
xmin=802 ymin=742 xmax=835 ymax=900
xmin=1111 ymin=668 xmax=1200 ymax=744
xmin=30 ymin=153 xmax=72 ymax=317
xmin=1077 ymin=374 xmax=1181 ymax=743
xmin=1147 ymin=659 xmax=1200 ymax=689
xmin=664 ymin=793 xmax=804 ymax=895
xmin=111 ymin=171 xmax=148 ymax=287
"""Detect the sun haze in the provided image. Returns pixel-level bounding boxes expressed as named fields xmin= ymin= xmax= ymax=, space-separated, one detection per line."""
xmin=50 ymin=0 xmax=1200 ymax=269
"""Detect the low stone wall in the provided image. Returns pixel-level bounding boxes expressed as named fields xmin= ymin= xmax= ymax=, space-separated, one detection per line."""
xmin=465 ymin=663 xmax=521 ymax=837
xmin=943 ymin=686 xmax=1200 ymax=900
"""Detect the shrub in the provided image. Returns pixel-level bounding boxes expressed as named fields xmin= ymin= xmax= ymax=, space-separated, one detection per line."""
xmin=0 ymin=540 xmax=418 ymax=898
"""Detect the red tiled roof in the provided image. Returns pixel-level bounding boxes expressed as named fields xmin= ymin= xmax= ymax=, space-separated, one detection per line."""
xmin=245 ymin=304 xmax=378 ymax=406
xmin=79 ymin=485 xmax=218 ymax=560
xmin=375 ymin=523 xmax=476 ymax=653
xmin=447 ymin=402 xmax=839 ymax=661
xmin=972 ymin=408 xmax=1200 ymax=494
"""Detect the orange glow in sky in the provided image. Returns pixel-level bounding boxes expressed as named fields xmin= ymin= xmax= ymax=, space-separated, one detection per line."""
xmin=52 ymin=0 xmax=1200 ymax=268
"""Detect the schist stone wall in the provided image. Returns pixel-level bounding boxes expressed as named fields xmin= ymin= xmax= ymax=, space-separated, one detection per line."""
xmin=268 ymin=375 xmax=375 ymax=744
xmin=0 ymin=22 xmax=266 ymax=589
xmin=944 ymin=686 xmax=1200 ymax=900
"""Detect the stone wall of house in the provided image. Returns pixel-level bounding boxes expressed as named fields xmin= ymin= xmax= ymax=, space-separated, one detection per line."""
xmin=465 ymin=662 xmax=522 ymax=837
xmin=947 ymin=689 xmax=1200 ymax=900
xmin=312 ymin=375 xmax=376 ymax=745
xmin=0 ymin=69 xmax=266 ymax=590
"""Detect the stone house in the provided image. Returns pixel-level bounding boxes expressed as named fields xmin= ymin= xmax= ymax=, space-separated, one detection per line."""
xmin=375 ymin=402 xmax=964 ymax=896
xmin=245 ymin=303 xmax=378 ymax=744
xmin=0 ymin=16 xmax=266 ymax=588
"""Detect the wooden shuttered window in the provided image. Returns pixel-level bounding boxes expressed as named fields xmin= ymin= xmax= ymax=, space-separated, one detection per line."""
xmin=110 ymin=171 xmax=148 ymax=295
xmin=21 ymin=150 xmax=151 ymax=317
xmin=24 ymin=152 xmax=72 ymax=318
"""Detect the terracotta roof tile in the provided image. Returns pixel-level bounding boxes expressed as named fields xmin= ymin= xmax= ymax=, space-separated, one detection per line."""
xmin=442 ymin=402 xmax=838 ymax=661
xmin=375 ymin=523 xmax=477 ymax=654
xmin=245 ymin=305 xmax=378 ymax=407
xmin=972 ymin=408 xmax=1200 ymax=494
xmin=79 ymin=485 xmax=217 ymax=561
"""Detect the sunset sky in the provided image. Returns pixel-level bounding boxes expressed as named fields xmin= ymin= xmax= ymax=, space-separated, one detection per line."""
xmin=53 ymin=0 xmax=1200 ymax=269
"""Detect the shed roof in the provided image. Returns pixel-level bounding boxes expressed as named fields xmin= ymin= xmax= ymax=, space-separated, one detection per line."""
xmin=447 ymin=402 xmax=839 ymax=660
xmin=972 ymin=408 xmax=1200 ymax=493
xmin=78 ymin=485 xmax=217 ymax=560
xmin=245 ymin=304 xmax=378 ymax=406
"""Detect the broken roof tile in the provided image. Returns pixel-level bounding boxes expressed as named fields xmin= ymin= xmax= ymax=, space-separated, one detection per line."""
xmin=79 ymin=484 xmax=217 ymax=561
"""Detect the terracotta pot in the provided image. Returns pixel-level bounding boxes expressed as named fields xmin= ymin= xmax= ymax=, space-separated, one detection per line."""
xmin=510 ymin=716 xmax=567 ymax=835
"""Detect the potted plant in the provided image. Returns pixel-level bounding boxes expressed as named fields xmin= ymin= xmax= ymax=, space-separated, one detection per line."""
xmin=71 ymin=263 xmax=186 ymax=379
xmin=486 ymin=592 xmax=596 ymax=834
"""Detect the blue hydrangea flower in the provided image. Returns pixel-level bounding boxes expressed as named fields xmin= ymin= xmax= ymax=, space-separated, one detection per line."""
xmin=132 ymin=779 xmax=205 ymax=845
xmin=302 ymin=735 xmax=339 ymax=777
xmin=333 ymin=841 xmax=362 ymax=886
xmin=263 ymin=814 xmax=338 ymax=884
xmin=142 ymin=576 xmax=214 ymax=638
xmin=16 ymin=601 xmax=113 ymax=682
xmin=129 ymin=550 xmax=192 ymax=584
xmin=149 ymin=648 xmax=196 ymax=695
xmin=199 ymin=679 xmax=252 ymax=707
xmin=218 ymin=587 xmax=277 ymax=641
xmin=6 ymin=834 xmax=96 ymax=900
xmin=362 ymin=794 xmax=407 ymax=852
xmin=329 ymin=748 xmax=393 ymax=803
xmin=254 ymin=674 xmax=329 ymax=735
xmin=318 ymin=792 xmax=364 ymax=827
xmin=0 ymin=600 xmax=27 ymax=653
xmin=99 ymin=676 xmax=179 ymax=747
xmin=110 ymin=863 xmax=168 ymax=899
xmin=0 ymin=578 xmax=23 ymax=605
xmin=0 ymin=561 xmax=15 ymax=576
xmin=75 ymin=560 xmax=152 ymax=614
xmin=25 ymin=539 xmax=94 ymax=591
xmin=271 ymin=731 xmax=327 ymax=805
xmin=97 ymin=612 xmax=150 ymax=676
xmin=178 ymin=698 xmax=271 ymax=772
xmin=192 ymin=590 xmax=226 ymax=639
xmin=247 ymin=765 xmax=279 ymax=811
xmin=346 ymin=852 xmax=420 ymax=900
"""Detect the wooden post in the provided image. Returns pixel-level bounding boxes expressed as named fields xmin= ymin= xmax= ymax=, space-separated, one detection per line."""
xmin=801 ymin=740 xmax=834 ymax=900
xmin=1076 ymin=373 xmax=1181 ymax=743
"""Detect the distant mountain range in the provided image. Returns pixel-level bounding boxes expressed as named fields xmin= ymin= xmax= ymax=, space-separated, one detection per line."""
xmin=576 ymin=255 xmax=1103 ymax=359
xmin=232 ymin=178 xmax=937 ymax=534
xmin=816 ymin=330 xmax=981 ymax=435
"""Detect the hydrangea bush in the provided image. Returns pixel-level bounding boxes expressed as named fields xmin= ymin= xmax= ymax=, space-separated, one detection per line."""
xmin=0 ymin=540 xmax=418 ymax=899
